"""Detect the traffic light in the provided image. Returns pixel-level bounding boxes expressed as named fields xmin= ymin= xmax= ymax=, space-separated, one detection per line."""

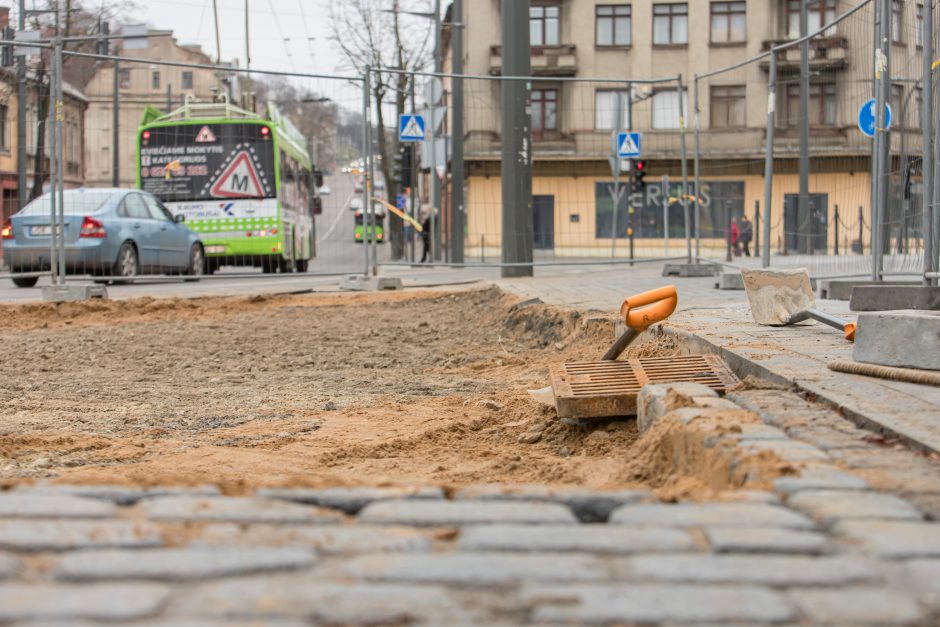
xmin=400 ymin=145 xmax=413 ymax=188
xmin=97 ymin=21 xmax=110 ymax=56
xmin=632 ymin=159 xmax=647 ymax=193
xmin=1 ymin=27 xmax=14 ymax=68
xmin=392 ymin=151 xmax=404 ymax=186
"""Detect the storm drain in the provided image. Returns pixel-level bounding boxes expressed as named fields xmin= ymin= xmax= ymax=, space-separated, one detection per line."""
xmin=550 ymin=354 xmax=740 ymax=419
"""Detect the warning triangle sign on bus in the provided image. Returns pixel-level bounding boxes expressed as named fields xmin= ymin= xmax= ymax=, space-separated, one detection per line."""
xmin=209 ymin=151 xmax=264 ymax=198
xmin=195 ymin=125 xmax=217 ymax=143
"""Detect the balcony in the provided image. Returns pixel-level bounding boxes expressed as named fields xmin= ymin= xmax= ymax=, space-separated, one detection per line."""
xmin=489 ymin=44 xmax=577 ymax=77
xmin=759 ymin=36 xmax=849 ymax=74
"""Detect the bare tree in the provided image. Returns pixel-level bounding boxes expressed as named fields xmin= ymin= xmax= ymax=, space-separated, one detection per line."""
xmin=328 ymin=0 xmax=432 ymax=260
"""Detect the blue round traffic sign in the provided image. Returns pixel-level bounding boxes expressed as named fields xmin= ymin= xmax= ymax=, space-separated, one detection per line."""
xmin=858 ymin=98 xmax=892 ymax=138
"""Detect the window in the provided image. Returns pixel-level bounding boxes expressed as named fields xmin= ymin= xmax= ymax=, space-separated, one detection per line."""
xmin=182 ymin=71 xmax=193 ymax=90
xmin=595 ymin=90 xmax=631 ymax=130
xmin=891 ymin=83 xmax=904 ymax=128
xmin=142 ymin=194 xmax=173 ymax=221
xmin=530 ymin=5 xmax=560 ymax=46
xmin=531 ymin=88 xmax=558 ymax=132
xmin=653 ymin=4 xmax=688 ymax=45
xmin=151 ymin=70 xmax=160 ymax=90
xmin=916 ymin=87 xmax=923 ymax=125
xmin=892 ymin=0 xmax=903 ymax=42
xmin=787 ymin=0 xmax=836 ymax=39
xmin=711 ymin=2 xmax=746 ymax=43
xmin=118 ymin=68 xmax=130 ymax=89
xmin=652 ymin=89 xmax=688 ymax=129
xmin=596 ymin=5 xmax=631 ymax=46
xmin=710 ymin=85 xmax=746 ymax=128
xmin=917 ymin=3 xmax=924 ymax=47
xmin=786 ymin=82 xmax=837 ymax=126
xmin=121 ymin=194 xmax=151 ymax=220
xmin=0 ymin=104 xmax=7 ymax=149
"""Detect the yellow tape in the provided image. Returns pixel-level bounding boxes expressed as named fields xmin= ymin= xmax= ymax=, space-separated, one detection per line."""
xmin=371 ymin=196 xmax=423 ymax=232
xmin=933 ymin=58 xmax=940 ymax=70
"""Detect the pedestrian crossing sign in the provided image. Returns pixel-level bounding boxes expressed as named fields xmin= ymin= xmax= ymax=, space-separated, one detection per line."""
xmin=616 ymin=131 xmax=641 ymax=158
xmin=399 ymin=114 xmax=426 ymax=142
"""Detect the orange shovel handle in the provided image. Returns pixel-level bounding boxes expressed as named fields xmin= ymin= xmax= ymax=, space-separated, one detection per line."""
xmin=619 ymin=285 xmax=678 ymax=331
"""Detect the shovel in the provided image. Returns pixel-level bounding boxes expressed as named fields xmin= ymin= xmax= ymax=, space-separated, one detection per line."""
xmin=741 ymin=268 xmax=856 ymax=341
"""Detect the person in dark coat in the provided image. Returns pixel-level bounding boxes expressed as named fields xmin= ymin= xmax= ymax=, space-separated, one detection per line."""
xmin=420 ymin=211 xmax=432 ymax=263
xmin=739 ymin=214 xmax=753 ymax=257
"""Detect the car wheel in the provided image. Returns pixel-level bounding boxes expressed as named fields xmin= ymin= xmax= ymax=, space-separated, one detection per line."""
xmin=183 ymin=244 xmax=204 ymax=282
xmin=113 ymin=242 xmax=139 ymax=279
xmin=11 ymin=276 xmax=39 ymax=288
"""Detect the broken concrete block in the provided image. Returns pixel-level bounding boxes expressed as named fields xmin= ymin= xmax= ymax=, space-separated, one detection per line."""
xmin=637 ymin=383 xmax=718 ymax=433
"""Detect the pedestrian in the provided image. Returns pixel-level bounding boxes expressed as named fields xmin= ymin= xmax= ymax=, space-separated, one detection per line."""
xmin=739 ymin=214 xmax=753 ymax=257
xmin=420 ymin=210 xmax=432 ymax=263
xmin=731 ymin=217 xmax=741 ymax=257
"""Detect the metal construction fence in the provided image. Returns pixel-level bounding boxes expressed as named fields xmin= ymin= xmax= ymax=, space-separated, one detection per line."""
xmin=1 ymin=0 xmax=939 ymax=290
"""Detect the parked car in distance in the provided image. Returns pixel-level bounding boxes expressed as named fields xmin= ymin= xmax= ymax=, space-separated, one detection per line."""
xmin=1 ymin=188 xmax=204 ymax=288
xmin=319 ymin=185 xmax=332 ymax=196
xmin=349 ymin=195 xmax=363 ymax=212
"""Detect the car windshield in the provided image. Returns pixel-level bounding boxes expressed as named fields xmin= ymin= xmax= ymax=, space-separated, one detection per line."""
xmin=19 ymin=190 xmax=114 ymax=216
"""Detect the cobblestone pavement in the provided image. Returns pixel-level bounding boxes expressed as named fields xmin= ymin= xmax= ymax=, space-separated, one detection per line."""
xmin=3 ymin=385 xmax=940 ymax=625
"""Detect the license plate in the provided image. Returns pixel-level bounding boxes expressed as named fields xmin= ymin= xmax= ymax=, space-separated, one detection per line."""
xmin=206 ymin=245 xmax=226 ymax=254
xmin=30 ymin=225 xmax=51 ymax=236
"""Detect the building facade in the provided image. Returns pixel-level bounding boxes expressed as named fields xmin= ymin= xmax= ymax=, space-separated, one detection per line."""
xmin=83 ymin=32 xmax=235 ymax=188
xmin=447 ymin=0 xmax=924 ymax=258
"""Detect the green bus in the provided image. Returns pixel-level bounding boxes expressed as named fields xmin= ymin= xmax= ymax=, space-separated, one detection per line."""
xmin=136 ymin=99 xmax=322 ymax=273
xmin=354 ymin=206 xmax=386 ymax=244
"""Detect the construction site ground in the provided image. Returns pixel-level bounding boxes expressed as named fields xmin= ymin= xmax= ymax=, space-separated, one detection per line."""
xmin=1 ymin=263 xmax=940 ymax=625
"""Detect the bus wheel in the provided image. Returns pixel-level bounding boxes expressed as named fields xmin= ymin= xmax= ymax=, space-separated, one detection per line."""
xmin=278 ymin=257 xmax=293 ymax=273
xmin=262 ymin=256 xmax=279 ymax=274
xmin=295 ymin=258 xmax=308 ymax=273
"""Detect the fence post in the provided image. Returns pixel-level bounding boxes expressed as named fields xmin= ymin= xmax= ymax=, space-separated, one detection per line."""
xmin=725 ymin=206 xmax=733 ymax=262
xmin=834 ymin=204 xmax=840 ymax=256
xmin=754 ymin=200 xmax=760 ymax=258
xmin=677 ymin=74 xmax=691 ymax=264
xmin=924 ymin=0 xmax=936 ymax=285
xmin=663 ymin=174 xmax=670 ymax=257
xmin=47 ymin=40 xmax=59 ymax=286
xmin=693 ymin=75 xmax=701 ymax=260
xmin=361 ymin=67 xmax=371 ymax=277
xmin=761 ymin=49 xmax=776 ymax=269
xmin=859 ymin=205 xmax=865 ymax=254
xmin=873 ymin=0 xmax=891 ymax=281
xmin=55 ymin=39 xmax=65 ymax=282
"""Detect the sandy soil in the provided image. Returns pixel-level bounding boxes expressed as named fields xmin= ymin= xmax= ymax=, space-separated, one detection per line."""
xmin=0 ymin=285 xmax=782 ymax=497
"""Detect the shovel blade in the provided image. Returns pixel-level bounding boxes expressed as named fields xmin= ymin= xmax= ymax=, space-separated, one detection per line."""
xmin=741 ymin=268 xmax=816 ymax=326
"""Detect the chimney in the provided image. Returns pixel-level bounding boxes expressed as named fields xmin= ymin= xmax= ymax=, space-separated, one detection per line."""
xmin=0 ymin=8 xmax=10 ymax=30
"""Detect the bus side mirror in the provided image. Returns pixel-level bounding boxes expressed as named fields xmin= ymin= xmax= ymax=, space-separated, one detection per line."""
xmin=311 ymin=196 xmax=322 ymax=215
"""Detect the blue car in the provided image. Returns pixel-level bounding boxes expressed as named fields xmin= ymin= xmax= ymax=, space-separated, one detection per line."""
xmin=2 ymin=188 xmax=204 ymax=288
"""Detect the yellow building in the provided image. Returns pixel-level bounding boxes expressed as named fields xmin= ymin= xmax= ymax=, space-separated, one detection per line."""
xmin=444 ymin=0 xmax=923 ymax=258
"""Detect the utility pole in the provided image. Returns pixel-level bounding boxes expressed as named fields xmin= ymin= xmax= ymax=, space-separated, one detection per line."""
xmin=112 ymin=54 xmax=119 ymax=186
xmin=212 ymin=0 xmax=223 ymax=96
xmin=798 ymin=0 xmax=810 ymax=255
xmin=449 ymin=0 xmax=464 ymax=264
xmin=500 ymin=0 xmax=533 ymax=278
xmin=244 ymin=0 xmax=250 ymax=75
xmin=431 ymin=0 xmax=442 ymax=262
xmin=873 ymin=0 xmax=891 ymax=280
xmin=15 ymin=0 xmax=26 ymax=209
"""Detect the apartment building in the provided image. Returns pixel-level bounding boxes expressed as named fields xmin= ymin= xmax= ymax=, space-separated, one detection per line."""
xmin=446 ymin=0 xmax=923 ymax=256
xmin=83 ymin=32 xmax=236 ymax=188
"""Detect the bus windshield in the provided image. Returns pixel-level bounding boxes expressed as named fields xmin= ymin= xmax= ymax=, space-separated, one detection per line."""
xmin=139 ymin=122 xmax=277 ymax=202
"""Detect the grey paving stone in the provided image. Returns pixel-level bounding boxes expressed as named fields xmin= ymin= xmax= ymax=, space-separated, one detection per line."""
xmin=834 ymin=520 xmax=940 ymax=558
xmin=54 ymin=547 xmax=315 ymax=581
xmin=189 ymin=523 xmax=433 ymax=554
xmin=140 ymin=496 xmax=342 ymax=524
xmin=169 ymin=574 xmax=478 ymax=624
xmin=0 ymin=583 xmax=170 ymax=622
xmin=0 ymin=553 xmax=18 ymax=579
xmin=737 ymin=439 xmax=830 ymax=462
xmin=16 ymin=484 xmax=221 ymax=506
xmin=788 ymin=587 xmax=925 ymax=624
xmin=773 ymin=465 xmax=870 ymax=495
xmin=621 ymin=554 xmax=878 ymax=586
xmin=341 ymin=552 xmax=607 ymax=585
xmin=453 ymin=484 xmax=651 ymax=522
xmin=788 ymin=489 xmax=923 ymax=526
xmin=257 ymin=486 xmax=444 ymax=515
xmin=0 ymin=519 xmax=163 ymax=552
xmin=704 ymin=526 xmax=828 ymax=554
xmin=609 ymin=502 xmax=815 ymax=529
xmin=358 ymin=499 xmax=577 ymax=526
xmin=901 ymin=558 xmax=940 ymax=606
xmin=712 ymin=490 xmax=781 ymax=505
xmin=523 ymin=583 xmax=796 ymax=624
xmin=705 ymin=424 xmax=789 ymax=448
xmin=458 ymin=524 xmax=696 ymax=554
xmin=10 ymin=622 xmax=310 ymax=627
xmin=637 ymin=382 xmax=718 ymax=433
xmin=0 ymin=494 xmax=116 ymax=519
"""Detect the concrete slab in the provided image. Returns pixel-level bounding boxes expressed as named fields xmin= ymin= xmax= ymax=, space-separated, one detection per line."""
xmin=820 ymin=280 xmax=920 ymax=301
xmin=715 ymin=272 xmax=744 ymax=290
xmin=853 ymin=310 xmax=940 ymax=371
xmin=850 ymin=286 xmax=940 ymax=312
xmin=41 ymin=283 xmax=108 ymax=302
xmin=662 ymin=263 xmax=717 ymax=278
xmin=339 ymin=275 xmax=403 ymax=291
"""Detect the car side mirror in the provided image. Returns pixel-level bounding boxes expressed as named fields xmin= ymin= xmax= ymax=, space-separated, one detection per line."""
xmin=174 ymin=214 xmax=185 ymax=223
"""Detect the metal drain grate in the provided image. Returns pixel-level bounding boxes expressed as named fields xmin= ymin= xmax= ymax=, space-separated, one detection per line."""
xmin=549 ymin=354 xmax=740 ymax=419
